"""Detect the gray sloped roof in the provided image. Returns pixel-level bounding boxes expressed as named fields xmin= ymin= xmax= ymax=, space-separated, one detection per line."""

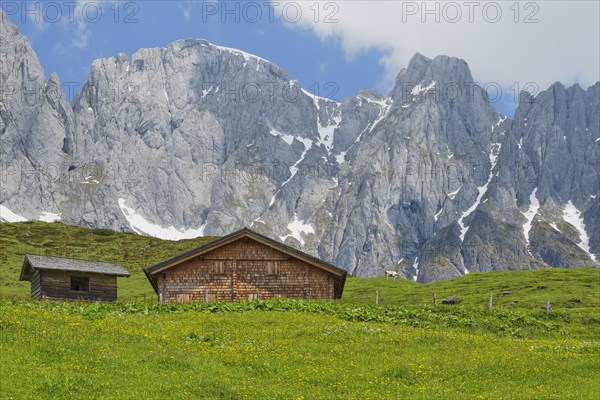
xmin=144 ymin=227 xmax=348 ymax=298
xmin=20 ymin=254 xmax=130 ymax=281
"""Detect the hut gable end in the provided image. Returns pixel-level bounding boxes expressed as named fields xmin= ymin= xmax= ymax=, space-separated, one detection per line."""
xmin=144 ymin=228 xmax=347 ymax=303
xmin=19 ymin=255 xmax=129 ymax=302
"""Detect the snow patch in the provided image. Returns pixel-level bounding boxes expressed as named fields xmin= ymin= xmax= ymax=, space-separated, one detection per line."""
xmin=0 ymin=207 xmax=60 ymax=224
xmin=289 ymin=86 xmax=343 ymax=155
xmin=0 ymin=205 xmax=27 ymax=222
xmin=412 ymin=257 xmax=419 ymax=282
xmin=521 ymin=188 xmax=539 ymax=244
xmin=457 ymin=143 xmax=501 ymax=241
xmin=283 ymin=138 xmax=313 ymax=186
xmin=269 ymin=128 xmax=295 ymax=146
xmin=411 ymin=81 xmax=436 ymax=96
xmin=81 ymin=176 xmax=100 ymax=185
xmin=268 ymin=137 xmax=314 ymax=207
xmin=301 ymin=87 xmax=341 ymax=111
xmin=489 ymin=142 xmax=501 ymax=166
xmin=447 ymin=186 xmax=461 ymax=200
xmin=118 ymin=198 xmax=206 ymax=241
xmin=340 ymin=98 xmax=392 ymax=161
xmin=434 ymin=208 xmax=443 ymax=221
xmin=212 ymin=44 xmax=268 ymax=70
xmin=368 ymin=99 xmax=392 ymax=133
xmin=317 ymin=114 xmax=341 ymax=154
xmin=38 ymin=212 xmax=61 ymax=223
xmin=491 ymin=115 xmax=506 ymax=132
xmin=202 ymin=86 xmax=215 ymax=99
xmin=279 ymin=213 xmax=315 ymax=246
xmin=563 ymin=201 xmax=596 ymax=261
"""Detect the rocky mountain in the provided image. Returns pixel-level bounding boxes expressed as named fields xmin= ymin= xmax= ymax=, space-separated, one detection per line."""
xmin=0 ymin=10 xmax=75 ymax=223
xmin=1 ymin=10 xmax=598 ymax=281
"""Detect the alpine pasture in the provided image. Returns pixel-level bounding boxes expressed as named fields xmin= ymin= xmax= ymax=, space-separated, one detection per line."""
xmin=1 ymin=222 xmax=599 ymax=399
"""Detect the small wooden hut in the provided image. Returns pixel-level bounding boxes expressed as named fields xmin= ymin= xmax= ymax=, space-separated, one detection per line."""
xmin=19 ymin=255 xmax=130 ymax=302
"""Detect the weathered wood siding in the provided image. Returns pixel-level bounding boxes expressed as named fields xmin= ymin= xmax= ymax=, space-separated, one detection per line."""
xmin=30 ymin=269 xmax=42 ymax=300
xmin=39 ymin=270 xmax=118 ymax=302
xmin=157 ymin=237 xmax=336 ymax=303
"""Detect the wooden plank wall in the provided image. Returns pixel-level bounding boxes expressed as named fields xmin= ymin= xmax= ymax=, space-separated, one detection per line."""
xmin=30 ymin=269 xmax=42 ymax=300
xmin=157 ymin=237 xmax=337 ymax=303
xmin=39 ymin=270 xmax=118 ymax=302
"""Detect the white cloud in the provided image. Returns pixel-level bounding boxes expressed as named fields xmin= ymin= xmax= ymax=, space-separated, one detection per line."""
xmin=271 ymin=1 xmax=600 ymax=93
xmin=70 ymin=0 xmax=100 ymax=49
xmin=179 ymin=0 xmax=196 ymax=22
xmin=51 ymin=0 xmax=105 ymax=49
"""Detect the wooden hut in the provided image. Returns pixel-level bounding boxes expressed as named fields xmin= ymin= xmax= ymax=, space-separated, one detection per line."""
xmin=19 ymin=255 xmax=130 ymax=302
xmin=144 ymin=228 xmax=347 ymax=303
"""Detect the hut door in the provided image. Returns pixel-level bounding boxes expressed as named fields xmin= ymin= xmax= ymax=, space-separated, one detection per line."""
xmin=229 ymin=259 xmax=236 ymax=301
xmin=176 ymin=293 xmax=191 ymax=304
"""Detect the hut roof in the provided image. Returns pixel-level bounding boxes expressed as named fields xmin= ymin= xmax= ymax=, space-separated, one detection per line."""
xmin=20 ymin=254 xmax=130 ymax=281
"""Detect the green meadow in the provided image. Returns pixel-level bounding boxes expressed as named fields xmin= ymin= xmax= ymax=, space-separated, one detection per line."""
xmin=0 ymin=221 xmax=216 ymax=300
xmin=1 ymin=221 xmax=599 ymax=399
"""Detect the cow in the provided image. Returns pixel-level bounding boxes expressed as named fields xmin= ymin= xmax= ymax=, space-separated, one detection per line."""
xmin=384 ymin=270 xmax=400 ymax=279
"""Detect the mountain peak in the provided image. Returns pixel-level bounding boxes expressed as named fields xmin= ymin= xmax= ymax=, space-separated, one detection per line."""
xmin=407 ymin=52 xmax=432 ymax=70
xmin=166 ymin=38 xmax=273 ymax=67
xmin=0 ymin=8 xmax=20 ymax=35
xmin=391 ymin=53 xmax=475 ymax=103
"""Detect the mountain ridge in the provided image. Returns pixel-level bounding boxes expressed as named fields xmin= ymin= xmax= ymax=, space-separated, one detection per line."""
xmin=1 ymin=11 xmax=598 ymax=281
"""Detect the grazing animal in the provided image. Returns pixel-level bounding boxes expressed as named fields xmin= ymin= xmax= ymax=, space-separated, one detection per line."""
xmin=385 ymin=270 xmax=400 ymax=279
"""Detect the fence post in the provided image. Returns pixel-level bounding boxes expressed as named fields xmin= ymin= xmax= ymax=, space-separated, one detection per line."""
xmin=375 ymin=290 xmax=379 ymax=305
xmin=256 ymin=291 xmax=260 ymax=300
xmin=489 ymin=294 xmax=493 ymax=312
xmin=433 ymin=292 xmax=437 ymax=307
xmin=546 ymin=297 xmax=551 ymax=314
xmin=204 ymin=288 xmax=208 ymax=303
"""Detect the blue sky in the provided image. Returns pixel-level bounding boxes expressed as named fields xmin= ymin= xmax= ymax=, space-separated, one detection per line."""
xmin=4 ymin=1 xmax=599 ymax=118
xmin=6 ymin=1 xmax=386 ymax=104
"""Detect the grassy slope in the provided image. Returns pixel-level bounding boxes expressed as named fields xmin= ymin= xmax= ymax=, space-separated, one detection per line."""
xmin=343 ymin=268 xmax=600 ymax=310
xmin=1 ymin=221 xmax=598 ymax=309
xmin=0 ymin=221 xmax=216 ymax=299
xmin=1 ymin=222 xmax=599 ymax=399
